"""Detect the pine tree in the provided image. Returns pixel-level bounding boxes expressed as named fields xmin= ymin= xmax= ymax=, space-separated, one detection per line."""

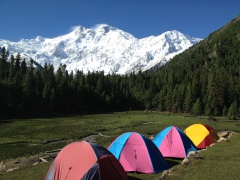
xmin=20 ymin=59 xmax=27 ymax=75
xmin=227 ymin=103 xmax=236 ymax=120
xmin=184 ymin=83 xmax=192 ymax=113
xmin=42 ymin=84 xmax=51 ymax=109
xmin=34 ymin=70 xmax=44 ymax=110
xmin=15 ymin=53 xmax=21 ymax=72
xmin=0 ymin=47 xmax=8 ymax=79
xmin=8 ymin=55 xmax=15 ymax=81
xmin=22 ymin=63 xmax=36 ymax=110
xmin=50 ymin=87 xmax=56 ymax=111
xmin=222 ymin=106 xmax=227 ymax=116
xmin=192 ymin=98 xmax=202 ymax=116
xmin=207 ymin=72 xmax=219 ymax=115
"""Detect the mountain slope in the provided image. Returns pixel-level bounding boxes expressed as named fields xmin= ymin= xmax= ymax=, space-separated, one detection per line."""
xmin=153 ymin=15 xmax=240 ymax=116
xmin=157 ymin=16 xmax=240 ymax=72
xmin=0 ymin=24 xmax=201 ymax=74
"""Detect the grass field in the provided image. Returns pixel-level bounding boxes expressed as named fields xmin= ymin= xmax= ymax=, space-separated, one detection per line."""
xmin=0 ymin=111 xmax=239 ymax=179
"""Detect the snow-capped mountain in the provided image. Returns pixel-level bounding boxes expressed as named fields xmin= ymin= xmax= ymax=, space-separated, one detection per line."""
xmin=0 ymin=24 xmax=201 ymax=74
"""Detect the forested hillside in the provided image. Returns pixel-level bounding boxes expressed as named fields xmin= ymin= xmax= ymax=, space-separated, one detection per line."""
xmin=0 ymin=16 xmax=239 ymax=119
xmin=153 ymin=16 xmax=240 ymax=118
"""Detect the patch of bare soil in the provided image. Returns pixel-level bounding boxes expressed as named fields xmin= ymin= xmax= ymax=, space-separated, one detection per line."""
xmin=1 ymin=154 xmax=42 ymax=173
xmin=0 ymin=149 xmax=63 ymax=173
xmin=0 ymin=133 xmax=111 ymax=174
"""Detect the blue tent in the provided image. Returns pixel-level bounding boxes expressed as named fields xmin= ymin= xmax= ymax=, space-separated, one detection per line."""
xmin=108 ymin=132 xmax=169 ymax=174
xmin=153 ymin=126 xmax=197 ymax=158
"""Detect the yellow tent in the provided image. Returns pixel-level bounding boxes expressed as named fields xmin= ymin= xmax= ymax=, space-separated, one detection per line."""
xmin=184 ymin=124 xmax=219 ymax=149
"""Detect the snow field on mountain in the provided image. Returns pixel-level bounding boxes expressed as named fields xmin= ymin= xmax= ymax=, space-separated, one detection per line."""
xmin=0 ymin=25 xmax=201 ymax=75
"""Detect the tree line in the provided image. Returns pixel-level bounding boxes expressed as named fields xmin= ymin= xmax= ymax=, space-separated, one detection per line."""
xmin=0 ymin=17 xmax=240 ymax=119
xmin=0 ymin=47 xmax=147 ymax=118
xmin=0 ymin=44 xmax=239 ymax=120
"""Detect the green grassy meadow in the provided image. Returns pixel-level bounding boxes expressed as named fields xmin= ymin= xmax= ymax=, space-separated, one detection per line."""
xmin=0 ymin=111 xmax=239 ymax=180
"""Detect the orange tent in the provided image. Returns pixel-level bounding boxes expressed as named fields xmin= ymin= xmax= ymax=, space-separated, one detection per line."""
xmin=184 ymin=124 xmax=219 ymax=149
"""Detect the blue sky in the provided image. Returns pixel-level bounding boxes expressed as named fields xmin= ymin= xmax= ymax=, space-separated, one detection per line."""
xmin=2 ymin=0 xmax=239 ymax=41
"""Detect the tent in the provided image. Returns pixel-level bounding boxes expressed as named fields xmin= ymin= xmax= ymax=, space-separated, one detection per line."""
xmin=108 ymin=132 xmax=169 ymax=174
xmin=45 ymin=141 xmax=128 ymax=180
xmin=152 ymin=126 xmax=198 ymax=158
xmin=184 ymin=124 xmax=219 ymax=149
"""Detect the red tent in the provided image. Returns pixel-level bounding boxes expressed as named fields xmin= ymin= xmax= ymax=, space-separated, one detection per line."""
xmin=45 ymin=141 xmax=128 ymax=180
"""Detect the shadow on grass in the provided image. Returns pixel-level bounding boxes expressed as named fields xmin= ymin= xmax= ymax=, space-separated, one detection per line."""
xmin=128 ymin=176 xmax=142 ymax=180
xmin=127 ymin=171 xmax=163 ymax=180
xmin=127 ymin=171 xmax=155 ymax=180
xmin=165 ymin=158 xmax=181 ymax=167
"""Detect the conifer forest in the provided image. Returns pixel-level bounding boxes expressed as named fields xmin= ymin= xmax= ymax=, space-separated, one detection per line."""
xmin=0 ymin=16 xmax=240 ymax=120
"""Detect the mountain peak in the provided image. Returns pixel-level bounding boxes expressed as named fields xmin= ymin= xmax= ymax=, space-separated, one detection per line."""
xmin=70 ymin=26 xmax=88 ymax=36
xmin=163 ymin=30 xmax=201 ymax=44
xmin=93 ymin=24 xmax=114 ymax=30
xmin=92 ymin=24 xmax=118 ymax=34
xmin=0 ymin=25 xmax=201 ymax=75
xmin=35 ymin=36 xmax=45 ymax=42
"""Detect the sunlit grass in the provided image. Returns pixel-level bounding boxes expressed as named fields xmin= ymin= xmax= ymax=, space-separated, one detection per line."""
xmin=0 ymin=111 xmax=239 ymax=179
xmin=167 ymin=134 xmax=240 ymax=180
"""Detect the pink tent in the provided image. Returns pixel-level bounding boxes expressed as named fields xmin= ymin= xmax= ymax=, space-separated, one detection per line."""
xmin=153 ymin=126 xmax=197 ymax=158
xmin=108 ymin=132 xmax=169 ymax=173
